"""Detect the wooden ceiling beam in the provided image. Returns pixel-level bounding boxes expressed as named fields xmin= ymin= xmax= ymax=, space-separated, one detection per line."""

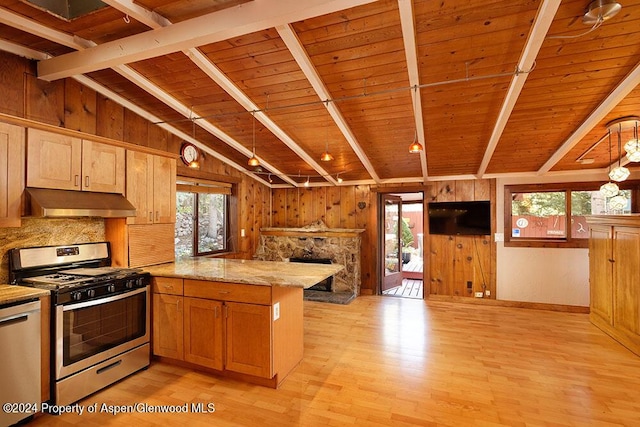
xmin=0 ymin=7 xmax=278 ymax=186
xmin=103 ymin=0 xmax=302 ymax=186
xmin=476 ymin=0 xmax=561 ymax=178
xmin=537 ymin=61 xmax=640 ymax=174
xmin=0 ymin=39 xmax=49 ymax=60
xmin=398 ymin=0 xmax=428 ymax=182
xmin=276 ymin=23 xmax=379 ymax=184
xmin=37 ymin=0 xmax=379 ymax=81
xmin=0 ymin=6 xmax=93 ymax=50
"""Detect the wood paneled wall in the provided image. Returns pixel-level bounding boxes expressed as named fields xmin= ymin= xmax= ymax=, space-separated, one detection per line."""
xmin=0 ymin=51 xmax=269 ymax=260
xmin=427 ymin=179 xmax=497 ymax=299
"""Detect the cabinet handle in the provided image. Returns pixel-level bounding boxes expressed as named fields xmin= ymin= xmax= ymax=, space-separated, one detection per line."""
xmin=85 ymin=176 xmax=90 ymax=187
xmin=609 ymin=258 xmax=615 ymax=263
xmin=155 ymin=211 xmax=159 ymax=221
xmin=164 ymin=285 xmax=174 ymax=290
xmin=74 ymin=175 xmax=80 ymax=187
xmin=218 ymin=290 xmax=230 ymax=294
xmin=224 ymin=305 xmax=228 ymax=318
xmin=215 ymin=306 xmax=219 ymax=318
xmin=149 ymin=211 xmax=153 ymax=222
xmin=176 ymin=299 xmax=181 ymax=312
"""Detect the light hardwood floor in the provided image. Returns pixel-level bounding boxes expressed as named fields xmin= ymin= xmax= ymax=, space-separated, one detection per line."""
xmin=30 ymin=296 xmax=640 ymax=426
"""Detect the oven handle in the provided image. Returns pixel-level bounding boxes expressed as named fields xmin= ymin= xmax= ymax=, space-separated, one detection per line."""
xmin=61 ymin=286 xmax=147 ymax=311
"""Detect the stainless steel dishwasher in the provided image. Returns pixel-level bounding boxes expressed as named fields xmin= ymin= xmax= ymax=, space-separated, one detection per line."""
xmin=0 ymin=300 xmax=41 ymax=427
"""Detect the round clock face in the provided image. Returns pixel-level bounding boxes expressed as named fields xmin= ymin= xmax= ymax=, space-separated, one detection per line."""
xmin=181 ymin=143 xmax=199 ymax=165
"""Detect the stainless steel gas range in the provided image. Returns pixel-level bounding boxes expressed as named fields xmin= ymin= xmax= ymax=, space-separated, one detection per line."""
xmin=9 ymin=242 xmax=151 ymax=406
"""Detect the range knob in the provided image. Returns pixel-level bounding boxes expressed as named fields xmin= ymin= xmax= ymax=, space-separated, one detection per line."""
xmin=107 ymin=284 xmax=116 ymax=293
xmin=126 ymin=280 xmax=134 ymax=289
xmin=72 ymin=291 xmax=83 ymax=301
xmin=87 ymin=289 xmax=96 ymax=298
xmin=136 ymin=277 xmax=146 ymax=287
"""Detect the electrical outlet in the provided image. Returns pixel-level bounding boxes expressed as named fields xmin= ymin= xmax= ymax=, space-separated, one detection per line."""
xmin=485 ymin=290 xmax=491 ymax=297
xmin=273 ymin=302 xmax=280 ymax=321
xmin=474 ymin=292 xmax=484 ymax=298
xmin=240 ymin=228 xmax=246 ymax=237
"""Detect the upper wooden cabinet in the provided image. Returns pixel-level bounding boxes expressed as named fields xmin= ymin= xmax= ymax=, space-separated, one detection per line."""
xmin=0 ymin=123 xmax=25 ymax=227
xmin=27 ymin=129 xmax=125 ymax=194
xmin=126 ymin=150 xmax=176 ymax=224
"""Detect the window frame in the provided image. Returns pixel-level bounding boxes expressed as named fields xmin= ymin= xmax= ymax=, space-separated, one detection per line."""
xmin=175 ymin=177 xmax=235 ymax=258
xmin=504 ymin=181 xmax=640 ymax=249
xmin=192 ymin=192 xmax=230 ymax=256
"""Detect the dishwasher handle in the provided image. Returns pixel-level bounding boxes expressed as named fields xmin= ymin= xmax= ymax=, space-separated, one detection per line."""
xmin=0 ymin=313 xmax=29 ymax=327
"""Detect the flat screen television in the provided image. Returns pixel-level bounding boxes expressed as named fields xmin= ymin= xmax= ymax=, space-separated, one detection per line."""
xmin=428 ymin=201 xmax=491 ymax=236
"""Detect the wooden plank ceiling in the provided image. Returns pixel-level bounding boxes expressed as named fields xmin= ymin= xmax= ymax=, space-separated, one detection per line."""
xmin=1 ymin=0 xmax=639 ymax=187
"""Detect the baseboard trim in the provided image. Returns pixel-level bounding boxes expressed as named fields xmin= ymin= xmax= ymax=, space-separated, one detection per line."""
xmin=427 ymin=294 xmax=589 ymax=314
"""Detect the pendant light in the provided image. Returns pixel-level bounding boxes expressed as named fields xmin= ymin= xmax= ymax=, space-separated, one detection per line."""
xmin=408 ymin=85 xmax=423 ymax=153
xmin=248 ymin=111 xmax=260 ymax=167
xmin=600 ymin=130 xmax=620 ymax=197
xmin=320 ymin=101 xmax=334 ymax=162
xmin=624 ymin=120 xmax=640 ymax=162
xmin=609 ymin=123 xmax=630 ymax=182
xmin=609 ymin=193 xmax=628 ymax=211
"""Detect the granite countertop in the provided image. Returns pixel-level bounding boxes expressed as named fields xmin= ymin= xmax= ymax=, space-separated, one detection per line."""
xmin=144 ymin=257 xmax=344 ymax=289
xmin=0 ymin=284 xmax=50 ymax=306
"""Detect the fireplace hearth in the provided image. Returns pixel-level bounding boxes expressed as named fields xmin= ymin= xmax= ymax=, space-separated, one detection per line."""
xmin=290 ymin=257 xmax=333 ymax=291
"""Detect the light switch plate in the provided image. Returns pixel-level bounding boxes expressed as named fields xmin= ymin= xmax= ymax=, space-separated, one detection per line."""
xmin=273 ymin=302 xmax=280 ymax=321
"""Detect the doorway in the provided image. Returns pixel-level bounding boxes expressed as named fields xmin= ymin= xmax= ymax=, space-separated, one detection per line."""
xmin=379 ymin=192 xmax=424 ymax=299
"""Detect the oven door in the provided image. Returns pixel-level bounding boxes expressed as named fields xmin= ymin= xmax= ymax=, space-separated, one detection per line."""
xmin=55 ymin=286 xmax=149 ymax=380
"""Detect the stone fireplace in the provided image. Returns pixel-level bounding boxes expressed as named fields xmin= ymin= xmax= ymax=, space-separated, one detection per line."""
xmin=254 ymin=221 xmax=364 ymax=297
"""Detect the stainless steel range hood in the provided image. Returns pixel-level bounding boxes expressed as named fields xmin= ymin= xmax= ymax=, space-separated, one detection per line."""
xmin=26 ymin=187 xmax=136 ymax=218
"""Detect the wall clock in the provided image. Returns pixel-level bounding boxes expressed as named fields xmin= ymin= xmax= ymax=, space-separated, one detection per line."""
xmin=180 ymin=143 xmax=199 ymax=166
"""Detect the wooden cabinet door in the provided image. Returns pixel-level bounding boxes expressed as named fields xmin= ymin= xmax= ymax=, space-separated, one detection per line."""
xmin=183 ymin=298 xmax=223 ymax=370
xmin=589 ymin=225 xmax=613 ymax=325
xmin=0 ymin=123 xmax=25 ymax=227
xmin=153 ymin=155 xmax=176 ymax=223
xmin=225 ymin=302 xmax=272 ymax=378
xmin=152 ymin=293 xmax=183 ymax=360
xmin=82 ymin=140 xmax=125 ymax=194
xmin=126 ymin=151 xmax=154 ymax=224
xmin=612 ymin=226 xmax=640 ymax=338
xmin=27 ymin=129 xmax=82 ymax=190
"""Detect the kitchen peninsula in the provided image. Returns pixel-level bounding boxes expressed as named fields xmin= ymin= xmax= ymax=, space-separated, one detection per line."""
xmin=144 ymin=257 xmax=343 ymax=388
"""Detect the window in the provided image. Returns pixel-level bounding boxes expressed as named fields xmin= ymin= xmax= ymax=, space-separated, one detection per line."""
xmin=175 ymin=179 xmax=231 ymax=258
xmin=505 ymin=182 xmax=637 ymax=248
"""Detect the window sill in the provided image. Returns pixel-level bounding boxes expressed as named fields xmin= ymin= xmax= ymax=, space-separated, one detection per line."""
xmin=504 ymin=240 xmax=588 ymax=249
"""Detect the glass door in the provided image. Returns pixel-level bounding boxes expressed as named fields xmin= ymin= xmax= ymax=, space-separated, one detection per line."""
xmin=382 ymin=195 xmax=403 ymax=292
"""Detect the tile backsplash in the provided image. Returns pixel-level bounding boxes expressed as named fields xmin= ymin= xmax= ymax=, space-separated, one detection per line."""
xmin=0 ymin=218 xmax=105 ymax=283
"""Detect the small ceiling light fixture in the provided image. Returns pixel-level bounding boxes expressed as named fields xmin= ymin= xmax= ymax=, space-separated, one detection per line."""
xmin=609 ymin=121 xmax=630 ymax=182
xmin=304 ymin=176 xmax=310 ymax=187
xmin=583 ymin=0 xmax=622 ymax=24
xmin=336 ymin=173 xmax=343 ymax=184
xmin=600 ymin=130 xmax=620 ymax=197
xmin=408 ymin=86 xmax=423 ymax=153
xmin=248 ymin=111 xmax=260 ymax=167
xmin=320 ymin=102 xmax=334 ymax=162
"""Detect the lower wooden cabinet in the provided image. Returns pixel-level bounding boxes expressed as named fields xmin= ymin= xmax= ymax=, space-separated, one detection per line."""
xmin=151 ymin=277 xmax=302 ymax=386
xmin=152 ymin=293 xmax=183 ymax=360
xmin=225 ymin=302 xmax=271 ymax=378
xmin=183 ymin=297 xmax=223 ymax=370
xmin=586 ymin=216 xmax=640 ymax=357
